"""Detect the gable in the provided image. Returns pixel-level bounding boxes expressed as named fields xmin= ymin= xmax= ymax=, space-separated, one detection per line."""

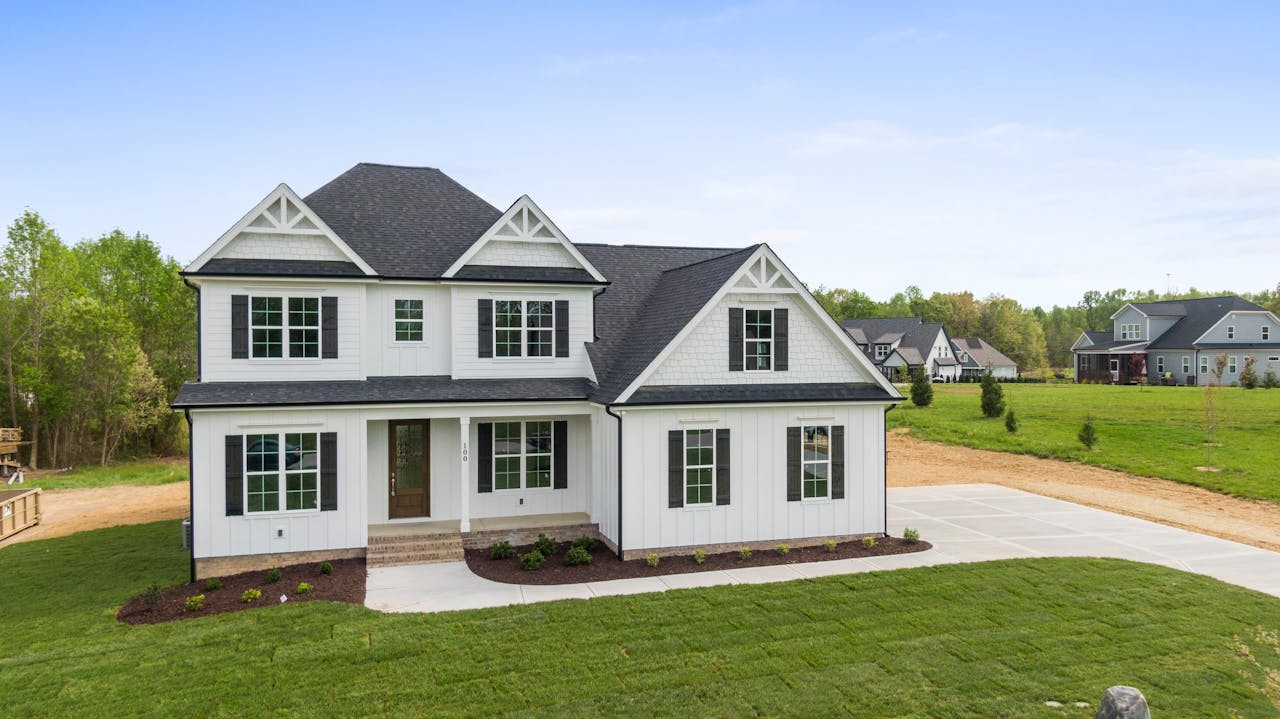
xmin=445 ymin=196 xmax=606 ymax=281
xmin=186 ymin=184 xmax=375 ymax=275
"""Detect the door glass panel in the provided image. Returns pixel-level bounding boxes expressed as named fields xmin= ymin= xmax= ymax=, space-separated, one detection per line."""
xmin=395 ymin=424 xmax=425 ymax=490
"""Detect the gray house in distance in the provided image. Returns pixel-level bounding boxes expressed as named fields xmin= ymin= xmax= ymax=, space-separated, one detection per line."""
xmin=1071 ymin=296 xmax=1280 ymax=385
xmin=840 ymin=317 xmax=960 ymax=382
xmin=951 ymin=337 xmax=1018 ymax=380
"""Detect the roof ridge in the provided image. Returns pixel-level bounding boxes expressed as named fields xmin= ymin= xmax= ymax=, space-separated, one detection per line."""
xmin=657 ymin=243 xmax=761 ymax=274
xmin=574 ymin=241 xmax=748 ymax=252
xmin=352 ymin=162 xmax=444 ymax=171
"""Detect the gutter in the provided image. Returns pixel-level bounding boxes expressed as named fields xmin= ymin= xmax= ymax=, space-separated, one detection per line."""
xmin=184 ymin=409 xmax=195 ymax=583
xmin=604 ymin=405 xmax=624 ymax=560
xmin=883 ymin=405 xmax=891 ymax=539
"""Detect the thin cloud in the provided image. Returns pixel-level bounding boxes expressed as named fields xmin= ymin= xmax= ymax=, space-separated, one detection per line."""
xmin=868 ymin=27 xmax=947 ymax=44
xmin=790 ymin=121 xmax=929 ymax=157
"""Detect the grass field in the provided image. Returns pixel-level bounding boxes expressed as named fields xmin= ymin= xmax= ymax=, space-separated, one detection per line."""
xmin=2 ymin=521 xmax=1277 ymax=717
xmin=888 ymin=383 xmax=1280 ymax=503
xmin=22 ymin=458 xmax=187 ymax=490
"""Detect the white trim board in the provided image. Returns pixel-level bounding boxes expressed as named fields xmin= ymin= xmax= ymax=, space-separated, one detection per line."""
xmin=443 ymin=195 xmax=606 ymax=283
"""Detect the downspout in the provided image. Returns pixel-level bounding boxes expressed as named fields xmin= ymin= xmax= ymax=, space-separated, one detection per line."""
xmin=604 ymin=404 xmax=624 ymax=559
xmin=183 ymin=277 xmax=201 ymax=381
xmin=883 ymin=405 xmax=891 ymax=538
xmin=184 ymin=409 xmax=195 ymax=583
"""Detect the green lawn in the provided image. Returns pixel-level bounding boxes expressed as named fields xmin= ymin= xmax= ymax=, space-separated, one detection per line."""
xmin=23 ymin=458 xmax=187 ymax=490
xmin=2 ymin=522 xmax=1277 ymax=717
xmin=889 ymin=383 xmax=1280 ymax=503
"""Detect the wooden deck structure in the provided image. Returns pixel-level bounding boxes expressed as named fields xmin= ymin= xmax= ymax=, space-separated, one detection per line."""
xmin=0 ymin=487 xmax=40 ymax=541
xmin=1 ymin=427 xmax=29 ymax=483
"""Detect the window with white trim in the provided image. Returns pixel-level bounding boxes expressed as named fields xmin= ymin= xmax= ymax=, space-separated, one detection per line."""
xmin=245 ymin=432 xmax=318 ymax=512
xmin=492 ymin=421 xmax=553 ymax=490
xmin=1155 ymin=356 xmax=1164 ymax=374
xmin=683 ymin=429 xmax=715 ymax=506
xmin=1200 ymin=355 xmax=1209 ymax=375
xmin=744 ymin=309 xmax=773 ymax=371
xmin=1182 ymin=356 xmax=1190 ymax=374
xmin=1226 ymin=326 xmax=1235 ymax=339
xmin=1228 ymin=356 xmax=1238 ymax=373
xmin=1120 ymin=323 xmax=1141 ymax=340
xmin=494 ymin=300 xmax=554 ymax=358
xmin=251 ymin=296 xmax=319 ymax=358
xmin=801 ymin=426 xmax=830 ymax=499
xmin=1263 ymin=326 xmax=1271 ymax=341
xmin=874 ymin=344 xmax=890 ymax=360
xmin=394 ymin=299 xmax=423 ymax=342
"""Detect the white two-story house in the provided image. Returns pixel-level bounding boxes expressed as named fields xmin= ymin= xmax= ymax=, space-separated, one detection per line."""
xmin=838 ymin=317 xmax=961 ymax=382
xmin=174 ymin=163 xmax=902 ymax=579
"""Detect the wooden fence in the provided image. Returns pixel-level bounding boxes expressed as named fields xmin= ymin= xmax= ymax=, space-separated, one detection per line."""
xmin=0 ymin=488 xmax=41 ymax=541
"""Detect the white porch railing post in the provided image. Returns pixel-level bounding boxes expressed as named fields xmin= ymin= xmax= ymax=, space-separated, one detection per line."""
xmin=459 ymin=416 xmax=471 ymax=533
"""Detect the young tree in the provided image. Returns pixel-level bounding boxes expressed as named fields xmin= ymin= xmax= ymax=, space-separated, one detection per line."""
xmin=910 ymin=368 xmax=933 ymax=407
xmin=1130 ymin=354 xmax=1147 ymax=390
xmin=1004 ymin=407 xmax=1018 ymax=434
xmin=1078 ymin=415 xmax=1098 ymax=450
xmin=1202 ymin=353 xmax=1229 ymax=469
xmin=980 ymin=371 xmax=1005 ymax=418
xmin=1239 ymin=355 xmax=1258 ymax=389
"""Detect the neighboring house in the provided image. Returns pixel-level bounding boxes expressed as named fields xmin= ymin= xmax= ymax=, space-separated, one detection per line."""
xmin=951 ymin=338 xmax=1018 ymax=380
xmin=839 ymin=317 xmax=961 ymax=382
xmin=173 ymin=163 xmax=903 ymax=579
xmin=1071 ymin=296 xmax=1280 ymax=385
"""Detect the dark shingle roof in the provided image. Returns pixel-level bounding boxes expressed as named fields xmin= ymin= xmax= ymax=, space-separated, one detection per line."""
xmin=173 ymin=376 xmax=593 ymax=409
xmin=1142 ymin=296 xmax=1269 ymax=349
xmin=303 ymin=163 xmax=502 ymax=279
xmin=188 ymin=258 xmax=366 ymax=278
xmin=626 ymin=383 xmax=897 ymax=405
xmin=839 ymin=317 xmax=947 ymax=367
xmin=951 ymin=337 xmax=1017 ymax=369
xmin=451 ymin=265 xmax=603 ymax=284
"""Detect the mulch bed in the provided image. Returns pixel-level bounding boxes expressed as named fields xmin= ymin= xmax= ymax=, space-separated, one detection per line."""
xmin=117 ymin=558 xmax=366 ymax=625
xmin=466 ymin=536 xmax=932 ymax=585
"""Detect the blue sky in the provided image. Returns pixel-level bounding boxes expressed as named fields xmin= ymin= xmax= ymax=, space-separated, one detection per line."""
xmin=3 ymin=1 xmax=1278 ymax=308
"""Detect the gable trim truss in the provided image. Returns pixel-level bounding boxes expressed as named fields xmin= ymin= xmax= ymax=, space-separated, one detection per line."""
xmin=443 ymin=195 xmax=607 ymax=282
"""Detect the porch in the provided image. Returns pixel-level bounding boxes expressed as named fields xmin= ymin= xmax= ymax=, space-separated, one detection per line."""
xmin=1075 ymin=351 xmax=1141 ymax=384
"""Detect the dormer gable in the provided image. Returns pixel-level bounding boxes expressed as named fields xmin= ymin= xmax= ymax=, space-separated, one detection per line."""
xmin=444 ymin=196 xmax=606 ymax=282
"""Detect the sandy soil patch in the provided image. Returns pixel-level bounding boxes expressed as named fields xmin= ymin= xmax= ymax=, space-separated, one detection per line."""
xmin=0 ymin=481 xmax=188 ymax=546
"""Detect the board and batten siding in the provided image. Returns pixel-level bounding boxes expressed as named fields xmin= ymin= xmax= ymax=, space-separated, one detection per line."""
xmin=200 ymin=279 xmax=365 ymax=382
xmin=618 ymin=403 xmax=886 ymax=553
xmin=466 ymin=415 xmax=592 ymax=519
xmin=646 ymin=293 xmax=871 ymax=386
xmin=190 ymin=408 xmax=367 ymax=560
xmin=362 ymin=285 xmax=452 ymax=377
xmin=449 ymin=286 xmax=595 ymax=380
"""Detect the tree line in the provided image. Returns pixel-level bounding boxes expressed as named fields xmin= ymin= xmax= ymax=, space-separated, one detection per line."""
xmin=3 ymin=211 xmax=195 ymax=468
xmin=812 ymin=284 xmax=1280 ymax=372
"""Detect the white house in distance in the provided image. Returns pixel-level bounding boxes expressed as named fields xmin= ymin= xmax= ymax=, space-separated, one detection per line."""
xmin=951 ymin=337 xmax=1018 ymax=380
xmin=174 ymin=163 xmax=903 ymax=579
xmin=839 ymin=317 xmax=961 ymax=382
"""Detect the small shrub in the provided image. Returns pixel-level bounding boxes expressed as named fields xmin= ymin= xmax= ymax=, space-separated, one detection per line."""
xmin=1264 ymin=370 xmax=1279 ymax=389
xmin=910 ymin=369 xmax=933 ymax=407
xmin=296 ymin=582 xmax=313 ymax=595
xmin=980 ymin=372 xmax=1005 ymax=418
xmin=489 ymin=541 xmax=515 ymax=560
xmin=241 ymin=588 xmax=262 ymax=604
xmin=861 ymin=536 xmax=877 ymax=550
xmin=564 ymin=545 xmax=592 ymax=566
xmin=693 ymin=548 xmax=707 ymax=564
xmin=823 ymin=539 xmax=837 ymax=553
xmin=903 ymin=527 xmax=920 ymax=544
xmin=532 ymin=533 xmax=556 ymax=557
xmin=265 ymin=567 xmax=282 ymax=584
xmin=319 ymin=561 xmax=333 ymax=575
xmin=142 ymin=583 xmax=163 ymax=611
xmin=183 ymin=594 xmax=205 ymax=613
xmin=1078 ymin=415 xmax=1098 ymax=450
xmin=204 ymin=577 xmax=222 ymax=591
xmin=1004 ymin=407 xmax=1018 ymax=434
xmin=645 ymin=553 xmax=660 ymax=568
xmin=571 ymin=535 xmax=597 ymax=551
xmin=738 ymin=546 xmax=752 ymax=561
xmin=520 ymin=551 xmax=544 ymax=571
xmin=776 ymin=543 xmax=790 ymax=556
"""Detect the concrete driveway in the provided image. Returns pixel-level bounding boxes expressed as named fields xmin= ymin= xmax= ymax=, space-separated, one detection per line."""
xmin=365 ymin=483 xmax=1280 ymax=613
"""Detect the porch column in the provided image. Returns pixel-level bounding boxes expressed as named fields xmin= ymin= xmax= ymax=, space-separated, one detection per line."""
xmin=459 ymin=416 xmax=471 ymax=533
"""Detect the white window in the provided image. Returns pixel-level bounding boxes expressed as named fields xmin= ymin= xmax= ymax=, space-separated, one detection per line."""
xmin=492 ymin=421 xmax=553 ymax=490
xmin=1200 ymin=356 xmax=1209 ymax=375
xmin=494 ymin=300 xmax=554 ymax=358
xmin=245 ymin=432 xmax=319 ymax=512
xmin=1226 ymin=326 xmax=1235 ymax=339
xmin=801 ymin=426 xmax=830 ymax=499
xmin=744 ymin=309 xmax=773 ymax=371
xmin=394 ymin=299 xmax=423 ymax=342
xmin=1182 ymin=356 xmax=1190 ymax=374
xmin=251 ymin=296 xmax=319 ymax=359
xmin=1228 ymin=356 xmax=1238 ymax=374
xmin=1264 ymin=326 xmax=1271 ymax=341
xmin=874 ymin=344 xmax=890 ymax=360
xmin=1156 ymin=356 xmax=1164 ymax=374
xmin=683 ymin=429 xmax=715 ymax=506
xmin=1120 ymin=323 xmax=1141 ymax=340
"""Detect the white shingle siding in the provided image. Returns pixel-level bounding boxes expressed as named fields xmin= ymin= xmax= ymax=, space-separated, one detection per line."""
xmin=220 ymin=233 xmax=351 ymax=263
xmin=646 ymin=293 xmax=870 ymax=386
xmin=470 ymin=239 xmax=579 ymax=268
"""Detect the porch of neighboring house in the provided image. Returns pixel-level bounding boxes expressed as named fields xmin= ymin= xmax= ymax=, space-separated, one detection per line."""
xmin=1075 ymin=352 xmax=1143 ymax=384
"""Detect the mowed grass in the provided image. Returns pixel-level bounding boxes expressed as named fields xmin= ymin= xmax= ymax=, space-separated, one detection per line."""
xmin=2 ymin=522 xmax=1278 ymax=717
xmin=889 ymin=383 xmax=1280 ymax=503
xmin=23 ymin=458 xmax=187 ymax=490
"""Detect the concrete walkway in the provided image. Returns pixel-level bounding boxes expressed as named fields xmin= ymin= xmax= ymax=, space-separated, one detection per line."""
xmin=365 ymin=483 xmax=1280 ymax=614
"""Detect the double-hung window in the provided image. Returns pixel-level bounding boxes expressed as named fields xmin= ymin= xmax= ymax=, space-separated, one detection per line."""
xmin=1182 ymin=356 xmax=1190 ymax=374
xmin=1226 ymin=326 xmax=1235 ymax=339
xmin=245 ymin=432 xmax=319 ymax=512
xmin=744 ymin=309 xmax=773 ymax=371
xmin=1228 ymin=356 xmax=1238 ymax=374
xmin=1155 ymin=356 xmax=1164 ymax=374
xmin=683 ymin=429 xmax=715 ymax=506
xmin=801 ymin=425 xmax=830 ymax=499
xmin=394 ymin=299 xmax=424 ymax=342
xmin=1200 ymin=356 xmax=1209 ymax=375
xmin=494 ymin=300 xmax=554 ymax=358
xmin=1120 ymin=323 xmax=1141 ymax=340
xmin=1264 ymin=326 xmax=1271 ymax=341
xmin=492 ymin=421 xmax=553 ymax=490
xmin=251 ymin=296 xmax=319 ymax=358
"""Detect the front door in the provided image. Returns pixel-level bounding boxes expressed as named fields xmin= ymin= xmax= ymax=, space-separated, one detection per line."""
xmin=389 ymin=420 xmax=430 ymax=518
xmin=1109 ymin=358 xmax=1120 ymax=383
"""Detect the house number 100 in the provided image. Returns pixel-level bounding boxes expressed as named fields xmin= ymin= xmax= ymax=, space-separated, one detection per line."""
xmin=461 ymin=442 xmax=468 ymax=463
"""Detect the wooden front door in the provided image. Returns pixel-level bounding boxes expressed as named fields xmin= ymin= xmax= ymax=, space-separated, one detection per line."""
xmin=389 ymin=420 xmax=430 ymax=518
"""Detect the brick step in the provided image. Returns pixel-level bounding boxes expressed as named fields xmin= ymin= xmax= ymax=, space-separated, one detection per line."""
xmin=369 ymin=534 xmax=462 ymax=547
xmin=367 ymin=550 xmax=464 ymax=568
xmin=367 ymin=530 xmax=465 ymax=568
xmin=368 ymin=542 xmax=463 ymax=556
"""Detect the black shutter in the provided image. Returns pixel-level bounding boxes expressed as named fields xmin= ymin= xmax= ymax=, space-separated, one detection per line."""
xmin=553 ymin=420 xmax=568 ymax=489
xmin=478 ymin=299 xmax=493 ymax=358
xmin=831 ymin=425 xmax=845 ymax=500
xmin=715 ymin=428 xmax=731 ymax=506
xmin=786 ymin=426 xmax=802 ymax=502
xmin=225 ymin=435 xmax=243 ymax=516
xmin=321 ymin=296 xmax=338 ymax=359
xmin=320 ymin=432 xmax=338 ymax=510
xmin=668 ymin=430 xmax=684 ymax=508
xmin=774 ymin=308 xmax=788 ymax=371
xmin=555 ymin=300 xmax=569 ymax=358
xmin=231 ymin=295 xmax=249 ymax=359
xmin=477 ymin=423 xmax=493 ymax=493
xmin=729 ymin=307 xmax=744 ymax=371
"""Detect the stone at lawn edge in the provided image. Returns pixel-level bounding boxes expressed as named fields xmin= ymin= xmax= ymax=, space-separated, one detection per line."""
xmin=1095 ymin=686 xmax=1150 ymax=719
